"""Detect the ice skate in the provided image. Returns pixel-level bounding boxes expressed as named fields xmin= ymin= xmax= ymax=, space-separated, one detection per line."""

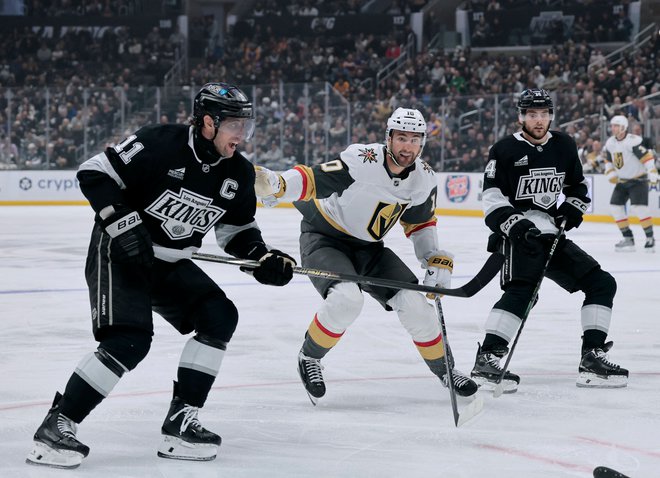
xmin=577 ymin=341 xmax=628 ymax=388
xmin=471 ymin=343 xmax=520 ymax=393
xmin=157 ymin=382 xmax=221 ymax=461
xmin=26 ymin=392 xmax=89 ymax=469
xmin=440 ymin=368 xmax=479 ymax=397
xmin=614 ymin=237 xmax=635 ymax=252
xmin=644 ymin=237 xmax=655 ymax=253
xmin=297 ymin=350 xmax=326 ymax=405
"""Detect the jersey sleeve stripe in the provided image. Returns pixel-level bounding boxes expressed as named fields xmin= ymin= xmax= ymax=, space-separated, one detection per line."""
xmin=401 ymin=218 xmax=437 ymax=237
xmin=293 ymin=165 xmax=316 ymax=201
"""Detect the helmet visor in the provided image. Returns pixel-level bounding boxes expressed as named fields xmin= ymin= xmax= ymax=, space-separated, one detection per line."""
xmin=218 ymin=118 xmax=256 ymax=141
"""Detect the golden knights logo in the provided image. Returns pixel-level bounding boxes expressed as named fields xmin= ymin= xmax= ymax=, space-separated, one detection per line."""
xmin=358 ymin=147 xmax=377 ymax=163
xmin=146 ymin=188 xmax=226 ymax=239
xmin=515 ymin=167 xmax=565 ymax=209
xmin=367 ymin=201 xmax=408 ymax=240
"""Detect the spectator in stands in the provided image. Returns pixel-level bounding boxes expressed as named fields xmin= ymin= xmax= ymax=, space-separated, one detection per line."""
xmin=23 ymin=143 xmax=43 ymax=169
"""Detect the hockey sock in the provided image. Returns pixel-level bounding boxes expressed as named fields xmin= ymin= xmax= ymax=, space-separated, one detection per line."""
xmin=643 ymin=225 xmax=654 ymax=238
xmin=481 ymin=333 xmax=509 ymax=353
xmin=581 ymin=330 xmax=607 ymax=354
xmin=619 ymin=226 xmax=633 ymax=238
xmin=301 ymin=331 xmax=332 ymax=359
xmin=303 ymin=315 xmax=341 ymax=359
xmin=59 ymin=374 xmax=105 ymax=423
xmin=177 ymin=368 xmax=215 ymax=407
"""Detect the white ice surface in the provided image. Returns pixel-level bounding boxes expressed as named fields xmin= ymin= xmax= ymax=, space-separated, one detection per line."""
xmin=0 ymin=206 xmax=658 ymax=478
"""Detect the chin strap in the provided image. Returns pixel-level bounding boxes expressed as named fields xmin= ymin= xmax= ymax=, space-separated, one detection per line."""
xmin=386 ymin=146 xmax=405 ymax=168
xmin=193 ymin=127 xmax=222 ymax=163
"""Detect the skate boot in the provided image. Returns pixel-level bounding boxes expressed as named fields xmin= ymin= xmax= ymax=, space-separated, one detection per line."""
xmin=157 ymin=382 xmax=221 ymax=461
xmin=471 ymin=343 xmax=520 ymax=393
xmin=576 ymin=341 xmax=628 ymax=388
xmin=644 ymin=237 xmax=655 ymax=253
xmin=297 ymin=350 xmax=326 ymax=405
xmin=26 ymin=392 xmax=90 ymax=469
xmin=439 ymin=368 xmax=479 ymax=397
xmin=614 ymin=237 xmax=635 ymax=252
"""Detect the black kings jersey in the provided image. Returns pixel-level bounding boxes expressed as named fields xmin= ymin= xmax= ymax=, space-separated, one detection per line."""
xmin=77 ymin=124 xmax=262 ymax=254
xmin=482 ymin=130 xmax=590 ymax=234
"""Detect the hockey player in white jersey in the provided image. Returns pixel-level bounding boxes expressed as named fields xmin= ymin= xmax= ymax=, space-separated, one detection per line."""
xmin=254 ymin=108 xmax=478 ymax=404
xmin=603 ymin=115 xmax=657 ymax=252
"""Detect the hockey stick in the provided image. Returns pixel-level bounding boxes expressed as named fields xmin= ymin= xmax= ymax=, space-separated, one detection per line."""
xmin=593 ymin=466 xmax=630 ymax=478
xmin=154 ymin=248 xmax=504 ymax=298
xmin=492 ymin=219 xmax=567 ymax=398
xmin=434 ymin=296 xmax=484 ymax=427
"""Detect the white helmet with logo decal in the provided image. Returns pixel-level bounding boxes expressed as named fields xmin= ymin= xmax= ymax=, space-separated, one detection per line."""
xmin=610 ymin=115 xmax=628 ymax=131
xmin=385 ymin=108 xmax=427 ymax=160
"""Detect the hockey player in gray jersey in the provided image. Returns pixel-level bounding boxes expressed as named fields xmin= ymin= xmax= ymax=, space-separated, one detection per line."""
xmin=26 ymin=83 xmax=295 ymax=469
xmin=254 ymin=107 xmax=478 ymax=404
xmin=472 ymin=88 xmax=628 ymax=393
xmin=603 ymin=115 xmax=657 ymax=252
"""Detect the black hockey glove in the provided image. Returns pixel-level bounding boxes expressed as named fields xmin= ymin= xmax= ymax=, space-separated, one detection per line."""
xmin=555 ymin=198 xmax=587 ymax=231
xmin=101 ymin=207 xmax=154 ymax=265
xmin=250 ymin=249 xmax=296 ymax=286
xmin=507 ymin=219 xmax=542 ymax=255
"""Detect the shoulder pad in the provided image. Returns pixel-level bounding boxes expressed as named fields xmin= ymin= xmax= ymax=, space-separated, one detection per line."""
xmin=340 ymin=143 xmax=384 ymax=168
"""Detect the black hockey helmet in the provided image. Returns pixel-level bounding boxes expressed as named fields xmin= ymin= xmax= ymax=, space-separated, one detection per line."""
xmin=192 ymin=82 xmax=254 ymax=130
xmin=517 ymin=88 xmax=554 ymax=115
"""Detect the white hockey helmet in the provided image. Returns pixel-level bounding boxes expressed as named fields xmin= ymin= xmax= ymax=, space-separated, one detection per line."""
xmin=610 ymin=115 xmax=628 ymax=131
xmin=386 ymin=108 xmax=427 ymax=157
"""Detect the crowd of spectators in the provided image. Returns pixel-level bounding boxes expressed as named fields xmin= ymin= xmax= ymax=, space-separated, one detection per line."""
xmin=246 ymin=0 xmax=426 ymax=17
xmin=466 ymin=0 xmax=633 ymax=47
xmin=1 ymin=1 xmax=657 ymax=174
xmin=22 ymin=0 xmax=141 ymax=16
xmin=0 ymin=21 xmax=184 ymax=169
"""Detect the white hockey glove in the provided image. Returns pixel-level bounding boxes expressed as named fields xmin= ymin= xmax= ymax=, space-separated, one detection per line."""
xmin=648 ymin=168 xmax=658 ymax=187
xmin=422 ymin=250 xmax=454 ymax=298
xmin=255 ymin=166 xmax=285 ymax=207
xmin=604 ymin=164 xmax=618 ymax=184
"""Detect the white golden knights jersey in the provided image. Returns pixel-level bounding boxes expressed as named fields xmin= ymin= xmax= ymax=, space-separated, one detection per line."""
xmin=482 ymin=131 xmax=590 ymax=234
xmin=285 ymin=143 xmax=438 ymax=245
xmin=77 ymin=124 xmax=265 ymax=259
xmin=603 ymin=133 xmax=655 ymax=180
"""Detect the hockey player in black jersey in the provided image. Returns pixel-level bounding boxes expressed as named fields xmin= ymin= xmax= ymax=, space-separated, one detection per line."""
xmin=471 ymin=88 xmax=628 ymax=393
xmin=26 ymin=82 xmax=295 ymax=468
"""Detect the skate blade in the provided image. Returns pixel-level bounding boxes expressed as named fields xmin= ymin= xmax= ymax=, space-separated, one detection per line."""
xmin=304 ymin=389 xmax=320 ymax=406
xmin=614 ymin=247 xmax=635 ymax=253
xmin=157 ymin=435 xmax=218 ymax=461
xmin=644 ymin=247 xmax=655 ymax=253
xmin=26 ymin=441 xmax=84 ymax=469
xmin=472 ymin=376 xmax=518 ymax=394
xmin=576 ymin=372 xmax=628 ymax=388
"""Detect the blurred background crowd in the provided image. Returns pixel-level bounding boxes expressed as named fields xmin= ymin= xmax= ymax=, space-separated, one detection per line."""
xmin=0 ymin=0 xmax=658 ymax=173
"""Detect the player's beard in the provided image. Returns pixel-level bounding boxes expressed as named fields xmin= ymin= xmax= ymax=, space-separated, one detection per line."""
xmin=522 ymin=121 xmax=550 ymax=142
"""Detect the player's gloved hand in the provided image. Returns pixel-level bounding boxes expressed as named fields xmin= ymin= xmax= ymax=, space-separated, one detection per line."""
xmin=648 ymin=168 xmax=659 ymax=187
xmin=254 ymin=166 xmax=285 ymax=207
xmin=249 ymin=249 xmax=296 ymax=286
xmin=605 ymin=168 xmax=618 ymax=184
xmin=507 ymin=219 xmax=542 ymax=255
xmin=423 ymin=250 xmax=454 ymax=299
xmin=101 ymin=206 xmax=154 ymax=265
xmin=555 ymin=197 xmax=587 ymax=231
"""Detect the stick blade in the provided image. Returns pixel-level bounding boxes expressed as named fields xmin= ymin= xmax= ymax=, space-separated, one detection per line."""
xmin=456 ymin=395 xmax=484 ymax=427
xmin=593 ymin=466 xmax=630 ymax=478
